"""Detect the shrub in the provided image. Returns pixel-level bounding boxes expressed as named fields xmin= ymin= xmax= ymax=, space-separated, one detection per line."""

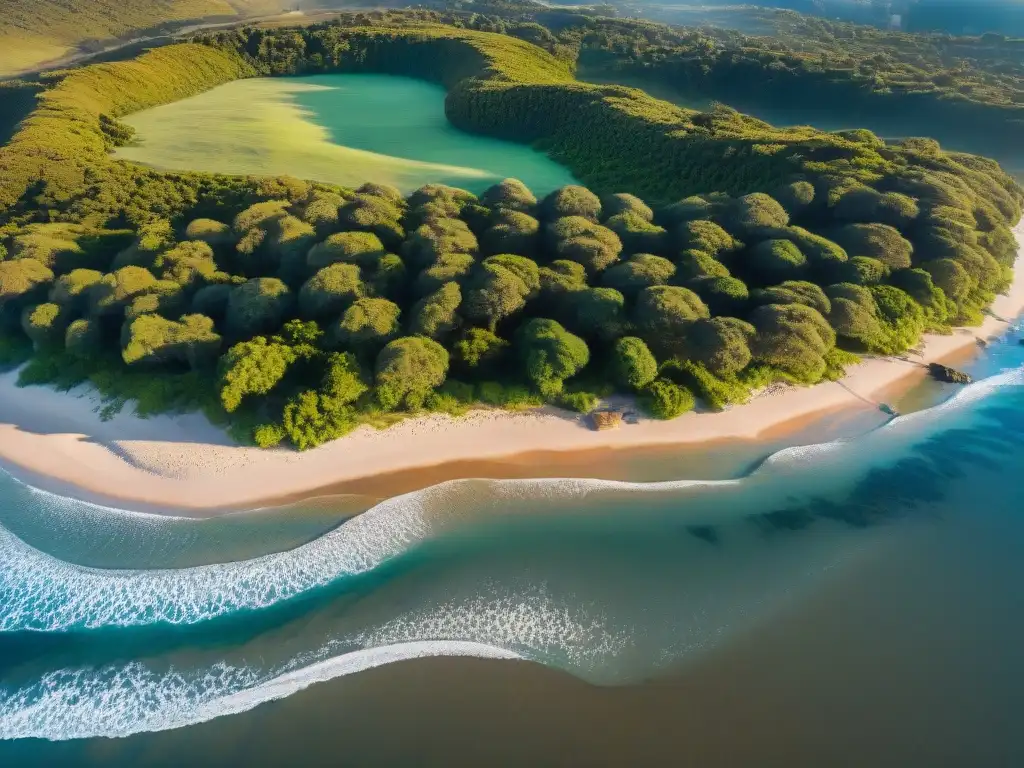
xmin=299 ymin=263 xmax=364 ymax=318
xmin=542 ymin=185 xmax=602 ymax=221
xmin=516 ymin=318 xmax=590 ymax=396
xmin=557 ymin=390 xmax=599 ymax=413
xmin=602 ymin=254 xmax=676 ymax=297
xmin=334 ymin=297 xmax=402 ymax=350
xmin=225 ymin=278 xmax=292 ymax=339
xmin=609 ymin=336 xmax=658 ymax=390
xmin=481 ymin=178 xmax=537 ymax=213
xmin=307 ymin=232 xmax=387 ymax=271
xmin=641 ymin=378 xmax=695 ymax=420
xmin=375 ymin=336 xmax=450 ymax=411
xmin=21 ymin=303 xmax=68 ymax=349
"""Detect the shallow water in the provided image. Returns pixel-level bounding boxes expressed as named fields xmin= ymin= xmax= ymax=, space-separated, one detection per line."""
xmin=0 ymin=321 xmax=1022 ymax=763
xmin=114 ymin=74 xmax=578 ymax=194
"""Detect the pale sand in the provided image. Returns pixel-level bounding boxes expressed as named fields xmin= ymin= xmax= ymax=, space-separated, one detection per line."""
xmin=2 ymin=225 xmax=1023 ymax=513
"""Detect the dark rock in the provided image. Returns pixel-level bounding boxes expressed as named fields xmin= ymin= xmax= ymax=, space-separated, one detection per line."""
xmin=928 ymin=362 xmax=972 ymax=385
xmin=1019 ymin=338 xmax=1024 ymax=346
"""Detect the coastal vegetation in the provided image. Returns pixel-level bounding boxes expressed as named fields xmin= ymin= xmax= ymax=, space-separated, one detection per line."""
xmin=0 ymin=20 xmax=1020 ymax=450
xmin=570 ymin=8 xmax=1024 ymax=155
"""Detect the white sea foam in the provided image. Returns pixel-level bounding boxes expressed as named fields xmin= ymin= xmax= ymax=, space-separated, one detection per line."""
xmin=0 ymin=586 xmax=624 ymax=741
xmin=0 ymin=365 xmax=1020 ymax=633
xmin=0 ymin=641 xmax=522 ymax=741
xmin=0 ymin=520 xmax=878 ymax=742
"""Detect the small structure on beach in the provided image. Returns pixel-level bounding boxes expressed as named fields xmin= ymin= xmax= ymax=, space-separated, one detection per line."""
xmin=590 ymin=411 xmax=623 ymax=431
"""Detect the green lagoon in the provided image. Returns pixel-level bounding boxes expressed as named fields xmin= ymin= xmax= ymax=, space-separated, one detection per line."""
xmin=115 ymin=73 xmax=578 ymax=194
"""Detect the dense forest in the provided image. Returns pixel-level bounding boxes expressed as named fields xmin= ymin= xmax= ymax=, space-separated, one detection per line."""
xmin=406 ymin=1 xmax=1024 ymax=156
xmin=0 ymin=21 xmax=1020 ymax=450
xmin=571 ymin=8 xmax=1024 ymax=151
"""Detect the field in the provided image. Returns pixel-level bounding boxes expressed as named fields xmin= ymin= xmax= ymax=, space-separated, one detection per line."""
xmin=0 ymin=0 xmax=276 ymax=76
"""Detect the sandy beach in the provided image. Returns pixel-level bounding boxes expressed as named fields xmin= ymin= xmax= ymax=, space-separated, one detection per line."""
xmin=2 ymin=225 xmax=1023 ymax=512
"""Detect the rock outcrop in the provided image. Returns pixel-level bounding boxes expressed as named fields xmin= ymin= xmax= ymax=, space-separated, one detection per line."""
xmin=928 ymin=363 xmax=972 ymax=384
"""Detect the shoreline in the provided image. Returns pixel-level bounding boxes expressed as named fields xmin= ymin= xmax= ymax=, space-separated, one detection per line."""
xmin=2 ymin=233 xmax=1023 ymax=514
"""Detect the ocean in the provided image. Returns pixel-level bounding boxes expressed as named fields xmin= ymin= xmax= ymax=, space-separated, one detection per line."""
xmin=0 ymin=321 xmax=1022 ymax=766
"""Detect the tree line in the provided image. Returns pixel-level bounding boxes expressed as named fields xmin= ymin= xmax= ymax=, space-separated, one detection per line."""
xmin=1 ymin=170 xmax=1017 ymax=450
xmin=0 ymin=19 xmax=1020 ymax=450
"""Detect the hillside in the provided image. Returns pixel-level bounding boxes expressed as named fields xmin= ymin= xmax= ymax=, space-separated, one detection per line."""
xmin=0 ymin=0 xmax=283 ymax=77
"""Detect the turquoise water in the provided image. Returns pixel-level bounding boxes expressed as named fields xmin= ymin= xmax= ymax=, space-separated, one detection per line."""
xmin=0 ymin=321 xmax=1022 ymax=762
xmin=115 ymin=74 xmax=578 ymax=194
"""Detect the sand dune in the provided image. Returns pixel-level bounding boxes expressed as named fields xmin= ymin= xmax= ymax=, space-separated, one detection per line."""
xmin=2 ymin=227 xmax=1023 ymax=513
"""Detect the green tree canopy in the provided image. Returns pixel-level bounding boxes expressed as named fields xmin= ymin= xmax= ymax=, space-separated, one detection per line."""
xmin=48 ymin=268 xmax=102 ymax=309
xmin=749 ymin=239 xmax=808 ymax=283
xmin=409 ymin=282 xmax=462 ymax=340
xmin=225 ymin=278 xmax=292 ymax=339
xmin=218 ymin=336 xmax=297 ymax=413
xmin=751 ymin=280 xmax=832 ymax=315
xmin=567 ymin=287 xmax=626 ymax=340
xmin=87 ymin=266 xmax=164 ymax=317
xmin=154 ymin=241 xmax=219 ymax=287
xmin=0 ymin=259 xmax=53 ymax=308
xmin=338 ymin=194 xmax=405 ymax=248
xmin=307 ymin=231 xmax=387 ymax=271
xmin=321 ymin=351 xmax=368 ymax=405
xmin=375 ymin=336 xmax=450 ymax=411
xmin=688 ymin=275 xmax=749 ymax=317
xmin=675 ymin=219 xmax=740 ymax=257
xmin=334 ymin=297 xmax=402 ymax=350
xmin=826 ymin=282 xmax=883 ymax=349
xmin=634 ymin=284 xmax=710 ymax=356
xmin=869 ymin=284 xmax=926 ymax=354
xmin=684 ymin=316 xmax=755 ymax=378
xmin=641 ymin=378 xmax=695 ymax=420
xmin=464 ymin=259 xmax=535 ymax=330
xmin=185 ymin=218 xmax=233 ymax=246
xmin=609 ymin=336 xmax=658 ymax=390
xmin=539 ymin=259 xmax=588 ymax=297
xmin=831 ymin=223 xmax=913 ymax=270
xmin=605 ymin=211 xmax=666 ymax=255
xmin=404 ymin=218 xmax=478 ymax=269
xmin=481 ymin=178 xmax=537 ymax=213
xmin=300 ymin=192 xmax=345 ymax=237
xmin=542 ymin=185 xmax=602 ymax=221
xmin=547 ymin=216 xmax=622 ymax=272
xmin=675 ymin=249 xmax=731 ymax=281
xmin=727 ymin=193 xmax=790 ymax=233
xmin=751 ymin=303 xmax=836 ymax=383
xmin=482 ymin=210 xmax=540 ymax=256
xmin=602 ymin=253 xmax=676 ymax=297
xmin=64 ymin=318 xmax=102 ymax=358
xmin=122 ymin=313 xmax=221 ymax=368
xmin=516 ymin=318 xmax=590 ymax=396
xmin=453 ymin=327 xmax=509 ymax=372
xmin=773 ymin=181 xmax=816 ymax=217
xmin=602 ymin=193 xmax=653 ymax=222
xmin=21 ymin=303 xmax=68 ymax=349
xmin=299 ymin=263 xmax=364 ymax=319
xmin=414 ymin=252 xmax=475 ymax=297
